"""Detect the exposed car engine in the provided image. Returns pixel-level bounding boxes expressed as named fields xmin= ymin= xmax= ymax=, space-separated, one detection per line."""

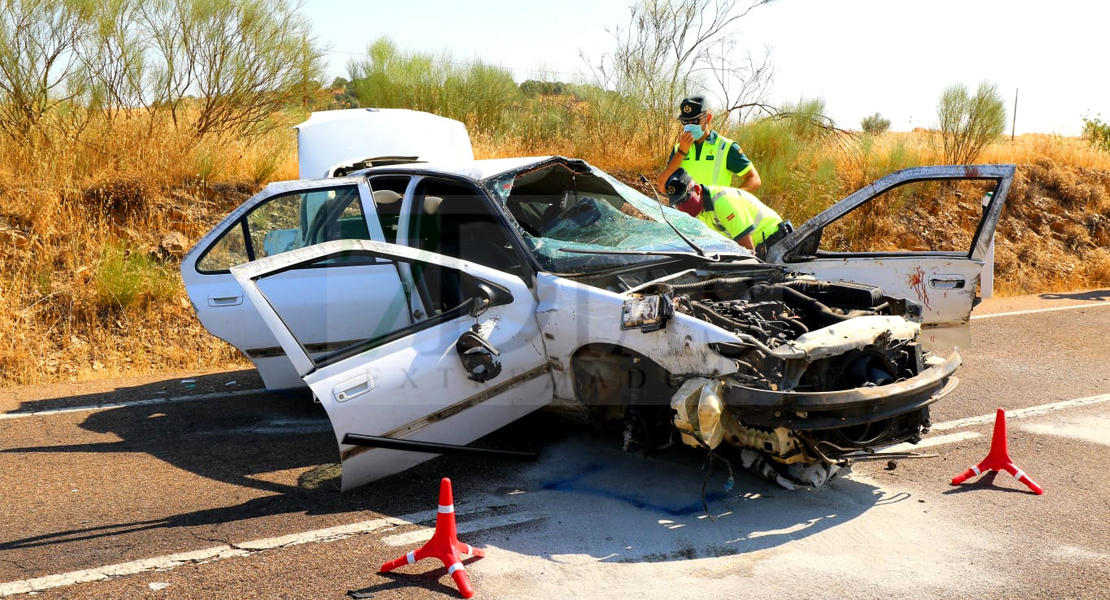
xmin=577 ymin=266 xmax=948 ymax=490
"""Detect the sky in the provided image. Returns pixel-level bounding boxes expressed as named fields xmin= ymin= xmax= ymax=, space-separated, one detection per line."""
xmin=299 ymin=0 xmax=1110 ymax=136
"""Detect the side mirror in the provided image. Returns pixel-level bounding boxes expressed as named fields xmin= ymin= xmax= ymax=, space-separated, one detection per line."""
xmin=468 ymin=281 xmax=513 ymax=318
xmin=470 ymin=284 xmax=493 ymax=317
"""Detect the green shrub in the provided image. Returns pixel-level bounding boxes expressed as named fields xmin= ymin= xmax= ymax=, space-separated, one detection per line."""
xmin=860 ymin=112 xmax=891 ymax=135
xmin=94 ymin=241 xmax=177 ymax=310
xmin=937 ymin=81 xmax=1006 ymax=164
xmin=1081 ymin=115 xmax=1110 ymax=152
xmin=348 ymin=37 xmax=520 ymax=135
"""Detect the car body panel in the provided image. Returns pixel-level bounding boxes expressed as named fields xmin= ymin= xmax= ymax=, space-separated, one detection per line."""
xmin=767 ymin=164 xmax=1013 ymax=350
xmin=294 ymin=108 xmax=474 ymax=178
xmin=230 ymin=239 xmax=553 ymax=490
xmin=181 ymin=178 xmax=420 ymax=389
xmin=534 ymin=272 xmax=740 ymax=402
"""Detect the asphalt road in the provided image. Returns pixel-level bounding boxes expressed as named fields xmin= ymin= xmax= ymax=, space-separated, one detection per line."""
xmin=2 ymin=289 xmax=1109 ymax=600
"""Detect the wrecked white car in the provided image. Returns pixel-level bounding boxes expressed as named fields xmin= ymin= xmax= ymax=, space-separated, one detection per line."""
xmin=182 ymin=149 xmax=1011 ymax=491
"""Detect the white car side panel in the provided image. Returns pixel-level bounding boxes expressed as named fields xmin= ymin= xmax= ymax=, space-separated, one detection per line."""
xmin=789 ymin=257 xmax=982 ymax=350
xmin=308 ymin=308 xmax=551 ymax=490
xmin=182 ymin=179 xmax=405 ymax=389
xmin=766 ymin=165 xmax=1014 ymax=353
xmin=533 ymin=273 xmax=739 ymax=401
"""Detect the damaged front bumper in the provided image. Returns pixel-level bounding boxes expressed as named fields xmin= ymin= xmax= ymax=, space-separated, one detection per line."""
xmin=671 ymin=351 xmax=961 ymax=471
xmin=722 ymin=350 xmax=961 ymax=431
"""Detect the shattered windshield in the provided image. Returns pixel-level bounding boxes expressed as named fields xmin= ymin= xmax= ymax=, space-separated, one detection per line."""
xmin=484 ymin=160 xmax=748 ymax=273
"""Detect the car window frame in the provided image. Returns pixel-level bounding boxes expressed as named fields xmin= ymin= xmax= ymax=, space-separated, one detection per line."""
xmin=193 ymin=179 xmax=382 ymax=274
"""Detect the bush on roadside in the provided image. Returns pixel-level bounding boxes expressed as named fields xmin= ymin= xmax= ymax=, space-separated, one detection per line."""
xmin=94 ymin=241 xmax=178 ymax=311
xmin=860 ymin=112 xmax=891 ymax=135
xmin=1082 ymin=115 xmax=1110 ymax=153
xmin=936 ymin=81 xmax=1007 ymax=164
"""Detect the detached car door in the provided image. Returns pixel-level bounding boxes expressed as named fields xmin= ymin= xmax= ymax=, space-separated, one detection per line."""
xmin=182 ymin=178 xmax=413 ymax=390
xmin=231 ymin=239 xmax=553 ymax=491
xmin=765 ymin=164 xmax=1013 ymax=350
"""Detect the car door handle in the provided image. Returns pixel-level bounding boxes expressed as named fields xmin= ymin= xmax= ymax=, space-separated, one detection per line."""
xmin=929 ymin=276 xmax=965 ymax=290
xmin=207 ymin=295 xmax=243 ymax=307
xmin=333 ymin=373 xmax=375 ymax=403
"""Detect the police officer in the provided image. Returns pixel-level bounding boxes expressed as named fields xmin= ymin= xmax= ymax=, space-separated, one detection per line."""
xmin=664 ymin=168 xmax=789 ymax=256
xmin=656 ymin=95 xmax=761 ymax=194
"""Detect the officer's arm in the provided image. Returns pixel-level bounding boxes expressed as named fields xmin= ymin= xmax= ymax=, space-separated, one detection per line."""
xmin=734 ymin=233 xmax=755 ymax=251
xmin=657 ymin=153 xmax=685 ymax=192
xmin=717 ymin=201 xmax=756 ymax=250
xmin=739 ymin=166 xmax=761 ymax=193
xmin=657 ymin=130 xmax=696 ymax=191
xmin=727 ymin=144 xmax=761 ymax=193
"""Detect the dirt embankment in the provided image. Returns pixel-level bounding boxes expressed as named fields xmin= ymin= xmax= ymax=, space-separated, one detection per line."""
xmin=993 ymin=161 xmax=1110 ymax=293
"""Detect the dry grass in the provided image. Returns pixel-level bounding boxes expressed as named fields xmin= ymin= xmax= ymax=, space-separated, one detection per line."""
xmin=0 ymin=115 xmax=294 ymax=387
xmin=4 ymin=115 xmax=1110 ymax=388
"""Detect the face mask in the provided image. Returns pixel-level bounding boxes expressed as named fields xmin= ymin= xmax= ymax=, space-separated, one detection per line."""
xmin=683 ymin=123 xmax=704 ymax=139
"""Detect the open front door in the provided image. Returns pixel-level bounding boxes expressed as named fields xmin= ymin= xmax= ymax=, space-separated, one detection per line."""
xmin=232 ymin=239 xmax=553 ymax=490
xmin=765 ymin=164 xmax=1013 ymax=350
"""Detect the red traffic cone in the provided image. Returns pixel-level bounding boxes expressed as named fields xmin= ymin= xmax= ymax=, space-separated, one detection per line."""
xmin=380 ymin=478 xmax=485 ymax=598
xmin=950 ymin=408 xmax=1043 ymax=494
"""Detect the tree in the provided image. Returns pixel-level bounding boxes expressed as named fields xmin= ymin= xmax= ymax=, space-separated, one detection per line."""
xmin=1081 ymin=114 xmax=1110 ymax=152
xmin=937 ymin=81 xmax=1006 ymax=164
xmin=585 ymin=0 xmax=775 ymax=148
xmin=0 ymin=0 xmax=326 ymax=143
xmin=0 ymin=0 xmax=96 ymax=140
xmin=164 ymin=0 xmax=326 ymax=136
xmin=860 ymin=112 xmax=890 ymax=135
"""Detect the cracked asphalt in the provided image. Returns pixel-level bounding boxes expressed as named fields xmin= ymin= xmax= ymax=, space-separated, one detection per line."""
xmin=2 ymin=290 xmax=1109 ymax=599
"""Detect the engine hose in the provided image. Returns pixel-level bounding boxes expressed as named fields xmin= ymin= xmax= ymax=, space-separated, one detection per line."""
xmin=666 ymin=276 xmax=756 ymax=292
xmin=797 ymin=433 xmax=852 ymax=466
xmin=755 ymin=284 xmax=865 ymax=327
xmin=778 ymin=314 xmax=809 ymax=335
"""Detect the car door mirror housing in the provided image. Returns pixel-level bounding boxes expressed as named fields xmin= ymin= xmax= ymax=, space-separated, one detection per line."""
xmin=469 ymin=281 xmax=513 ymax=318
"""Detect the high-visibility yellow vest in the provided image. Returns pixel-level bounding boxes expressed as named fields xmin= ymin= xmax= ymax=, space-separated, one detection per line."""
xmin=697 ymin=185 xmax=781 ymax=245
xmin=674 ymin=132 xmax=748 ymax=187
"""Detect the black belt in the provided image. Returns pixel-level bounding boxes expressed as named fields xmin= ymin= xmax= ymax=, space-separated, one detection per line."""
xmin=755 ymin=220 xmax=793 ymax=259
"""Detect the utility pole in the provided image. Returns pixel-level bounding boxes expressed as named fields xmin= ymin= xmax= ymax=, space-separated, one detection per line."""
xmin=1011 ymin=88 xmax=1018 ymax=141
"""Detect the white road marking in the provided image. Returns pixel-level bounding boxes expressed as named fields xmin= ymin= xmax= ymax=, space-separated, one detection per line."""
xmin=0 ymin=389 xmax=265 ymax=421
xmin=1023 ymin=416 xmax=1110 ymax=447
xmin=382 ymin=511 xmax=542 ymax=547
xmin=885 ymin=431 xmax=982 ymax=454
xmin=931 ymin=394 xmax=1110 ymax=431
xmin=877 ymin=393 xmax=1110 ymax=454
xmin=0 ymin=499 xmax=511 ymax=597
xmin=971 ymin=302 xmax=1110 ymax=320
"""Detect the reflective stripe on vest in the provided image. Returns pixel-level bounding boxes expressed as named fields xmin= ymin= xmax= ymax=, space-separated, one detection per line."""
xmin=674 ymin=133 xmax=736 ymax=187
xmin=707 ymin=187 xmax=780 ymax=244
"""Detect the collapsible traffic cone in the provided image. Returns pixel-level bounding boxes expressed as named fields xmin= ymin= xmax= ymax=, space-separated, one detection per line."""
xmin=380 ymin=478 xmax=485 ymax=598
xmin=951 ymin=408 xmax=1044 ymax=494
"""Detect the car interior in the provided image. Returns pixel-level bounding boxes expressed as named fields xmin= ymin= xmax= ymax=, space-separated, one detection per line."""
xmin=405 ymin=179 xmax=523 ymax=315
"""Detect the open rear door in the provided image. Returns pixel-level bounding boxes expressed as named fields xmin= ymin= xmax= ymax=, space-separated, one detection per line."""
xmin=765 ymin=164 xmax=1013 ymax=350
xmin=232 ymin=239 xmax=553 ymax=490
